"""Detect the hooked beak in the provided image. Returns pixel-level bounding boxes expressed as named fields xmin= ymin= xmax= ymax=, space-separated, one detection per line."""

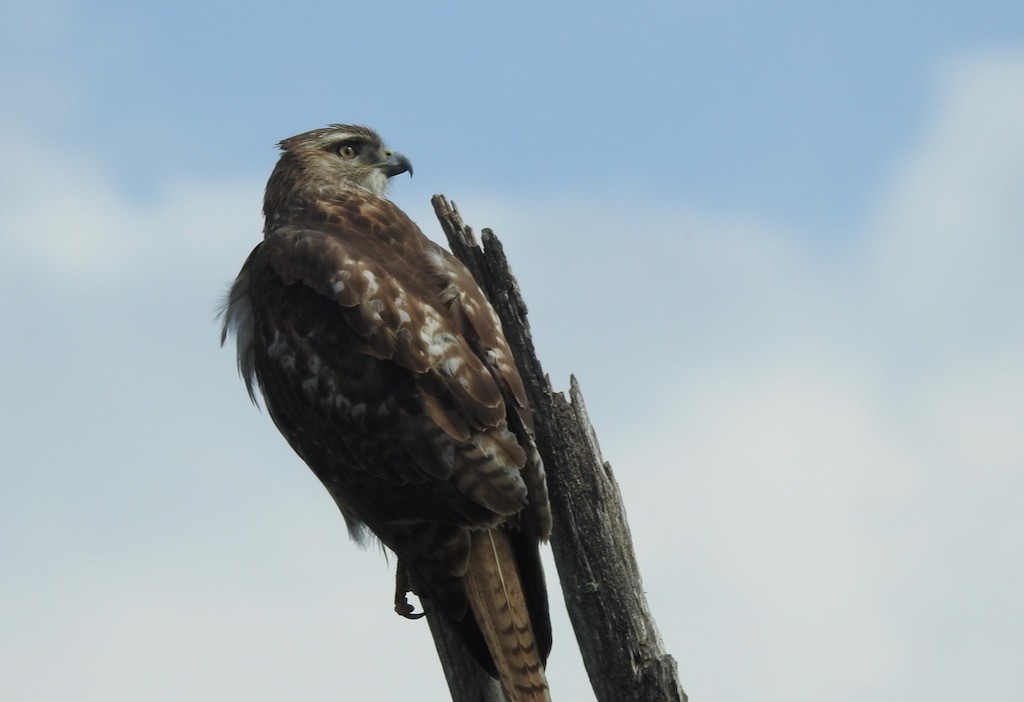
xmin=381 ymin=150 xmax=413 ymax=178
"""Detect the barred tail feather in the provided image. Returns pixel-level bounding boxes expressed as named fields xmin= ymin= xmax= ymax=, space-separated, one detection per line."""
xmin=464 ymin=529 xmax=551 ymax=702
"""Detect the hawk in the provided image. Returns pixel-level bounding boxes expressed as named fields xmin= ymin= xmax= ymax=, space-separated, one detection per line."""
xmin=221 ymin=125 xmax=553 ymax=701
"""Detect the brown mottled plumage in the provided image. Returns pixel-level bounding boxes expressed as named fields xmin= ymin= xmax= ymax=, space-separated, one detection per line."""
xmin=221 ymin=125 xmax=552 ymax=700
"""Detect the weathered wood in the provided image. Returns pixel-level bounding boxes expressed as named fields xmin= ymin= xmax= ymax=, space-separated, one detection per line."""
xmin=431 ymin=195 xmax=687 ymax=702
xmin=425 ymin=608 xmax=506 ymax=702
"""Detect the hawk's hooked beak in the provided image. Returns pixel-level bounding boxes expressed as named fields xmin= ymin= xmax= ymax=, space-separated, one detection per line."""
xmin=381 ymin=150 xmax=413 ymax=178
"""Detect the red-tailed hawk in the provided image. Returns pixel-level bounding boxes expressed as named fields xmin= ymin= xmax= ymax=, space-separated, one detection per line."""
xmin=221 ymin=125 xmax=552 ymax=701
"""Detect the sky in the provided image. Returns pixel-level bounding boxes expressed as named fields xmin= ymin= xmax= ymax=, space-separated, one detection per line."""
xmin=2 ymin=1 xmax=1023 ymax=700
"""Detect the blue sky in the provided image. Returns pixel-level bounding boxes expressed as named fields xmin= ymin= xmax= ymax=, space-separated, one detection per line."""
xmin=2 ymin=2 xmax=1023 ymax=700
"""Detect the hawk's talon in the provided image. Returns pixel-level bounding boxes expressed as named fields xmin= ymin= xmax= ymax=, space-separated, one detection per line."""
xmin=395 ymin=596 xmax=427 ymax=619
xmin=394 ymin=558 xmax=427 ymax=619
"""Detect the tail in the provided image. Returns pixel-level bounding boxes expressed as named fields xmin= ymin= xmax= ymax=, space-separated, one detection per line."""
xmin=464 ymin=528 xmax=552 ymax=702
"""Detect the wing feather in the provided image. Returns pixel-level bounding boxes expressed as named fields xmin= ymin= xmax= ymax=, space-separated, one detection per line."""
xmin=240 ymin=193 xmax=532 ymax=523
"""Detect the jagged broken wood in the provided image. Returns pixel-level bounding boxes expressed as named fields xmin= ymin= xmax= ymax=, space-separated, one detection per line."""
xmin=427 ymin=195 xmax=687 ymax=702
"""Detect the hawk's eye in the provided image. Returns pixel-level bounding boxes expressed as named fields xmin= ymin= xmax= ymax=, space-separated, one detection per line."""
xmin=336 ymin=143 xmax=359 ymax=159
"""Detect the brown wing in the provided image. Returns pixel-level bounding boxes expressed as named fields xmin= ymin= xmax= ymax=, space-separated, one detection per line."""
xmin=426 ymin=244 xmax=552 ymax=541
xmin=228 ymin=192 xmax=551 ymax=679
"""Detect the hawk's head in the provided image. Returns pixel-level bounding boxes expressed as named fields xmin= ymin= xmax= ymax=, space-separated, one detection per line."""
xmin=264 ymin=124 xmax=412 ymax=222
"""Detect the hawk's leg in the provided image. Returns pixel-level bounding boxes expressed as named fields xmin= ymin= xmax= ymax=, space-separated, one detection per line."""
xmin=394 ymin=558 xmax=427 ymax=619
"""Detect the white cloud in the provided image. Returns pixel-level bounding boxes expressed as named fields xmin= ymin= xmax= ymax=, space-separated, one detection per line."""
xmin=867 ymin=53 xmax=1024 ymax=333
xmin=0 ymin=135 xmax=262 ymax=282
xmin=615 ymin=54 xmax=1024 ymax=702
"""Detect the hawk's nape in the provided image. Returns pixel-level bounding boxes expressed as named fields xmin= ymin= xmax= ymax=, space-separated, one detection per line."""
xmin=221 ymin=125 xmax=553 ymax=701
